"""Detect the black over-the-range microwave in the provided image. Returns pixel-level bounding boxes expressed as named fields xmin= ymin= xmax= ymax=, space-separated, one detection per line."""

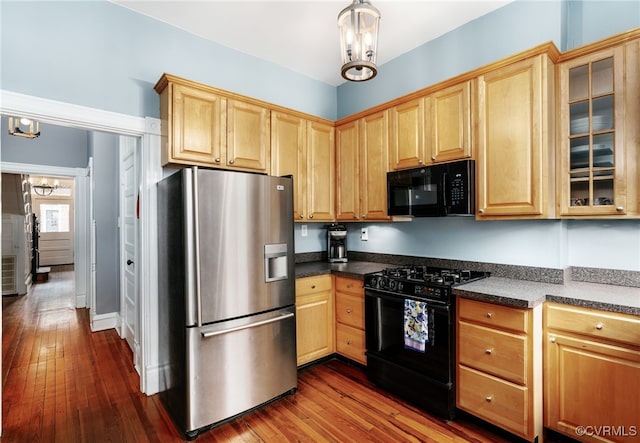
xmin=387 ymin=159 xmax=475 ymax=217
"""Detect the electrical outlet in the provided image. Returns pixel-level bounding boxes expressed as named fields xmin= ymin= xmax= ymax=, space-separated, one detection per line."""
xmin=360 ymin=228 xmax=368 ymax=241
xmin=301 ymin=225 xmax=308 ymax=237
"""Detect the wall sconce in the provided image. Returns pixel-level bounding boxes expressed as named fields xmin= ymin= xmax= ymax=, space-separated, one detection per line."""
xmin=8 ymin=117 xmax=41 ymax=139
xmin=338 ymin=0 xmax=381 ymax=82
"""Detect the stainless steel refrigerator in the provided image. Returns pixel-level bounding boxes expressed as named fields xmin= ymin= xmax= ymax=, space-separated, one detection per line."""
xmin=157 ymin=167 xmax=297 ymax=440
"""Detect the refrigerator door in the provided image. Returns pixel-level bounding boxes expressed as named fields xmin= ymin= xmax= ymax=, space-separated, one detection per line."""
xmin=193 ymin=169 xmax=295 ymax=324
xmin=184 ymin=307 xmax=297 ymax=434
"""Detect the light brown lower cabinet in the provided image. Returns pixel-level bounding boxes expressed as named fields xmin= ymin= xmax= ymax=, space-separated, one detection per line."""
xmin=334 ymin=276 xmax=366 ymax=365
xmin=544 ymin=303 xmax=640 ymax=443
xmin=295 ymin=275 xmax=334 ymax=366
xmin=457 ymin=297 xmax=543 ymax=442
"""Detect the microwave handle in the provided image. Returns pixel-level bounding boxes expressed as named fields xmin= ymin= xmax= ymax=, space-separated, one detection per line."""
xmin=441 ymin=171 xmax=448 ymax=213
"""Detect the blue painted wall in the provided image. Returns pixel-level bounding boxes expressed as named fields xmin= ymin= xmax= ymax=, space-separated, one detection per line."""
xmin=0 ymin=1 xmax=336 ymax=120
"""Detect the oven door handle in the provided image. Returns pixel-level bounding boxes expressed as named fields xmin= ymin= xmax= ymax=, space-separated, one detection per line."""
xmin=364 ymin=290 xmax=450 ymax=312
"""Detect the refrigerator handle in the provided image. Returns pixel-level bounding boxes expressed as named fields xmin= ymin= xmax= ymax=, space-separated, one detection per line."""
xmin=201 ymin=312 xmax=295 ymax=338
xmin=191 ymin=167 xmax=203 ymax=327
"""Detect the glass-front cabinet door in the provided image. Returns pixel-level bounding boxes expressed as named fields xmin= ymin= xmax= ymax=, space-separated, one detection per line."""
xmin=558 ymin=46 xmax=626 ymax=216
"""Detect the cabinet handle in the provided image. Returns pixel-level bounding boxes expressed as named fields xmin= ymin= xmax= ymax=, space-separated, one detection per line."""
xmin=595 ymin=322 xmax=604 ymax=330
xmin=311 ymin=285 xmax=316 ymax=289
xmin=485 ymin=348 xmax=492 ymax=355
xmin=479 ymin=208 xmax=485 ymax=214
xmin=346 ymin=339 xmax=352 ymax=345
xmin=228 ymin=159 xmax=234 ymax=164
xmin=346 ymin=284 xmax=353 ymax=288
xmin=549 ymin=336 xmax=556 ymax=343
xmin=485 ymin=312 xmax=492 ymax=319
xmin=346 ymin=308 xmax=352 ymax=314
xmin=485 ymin=395 xmax=493 ymax=402
xmin=616 ymin=206 xmax=624 ymax=212
xmin=214 ymin=158 xmax=220 ymax=163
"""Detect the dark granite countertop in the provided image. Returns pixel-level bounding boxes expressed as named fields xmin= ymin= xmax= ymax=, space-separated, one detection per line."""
xmin=295 ymin=260 xmax=395 ymax=280
xmin=454 ymin=277 xmax=640 ymax=315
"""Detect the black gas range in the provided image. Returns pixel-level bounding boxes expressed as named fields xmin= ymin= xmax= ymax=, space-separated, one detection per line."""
xmin=363 ymin=265 xmax=489 ymax=420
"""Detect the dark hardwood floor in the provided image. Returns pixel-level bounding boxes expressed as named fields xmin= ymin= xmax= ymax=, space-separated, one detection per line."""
xmin=2 ymin=268 xmax=553 ymax=442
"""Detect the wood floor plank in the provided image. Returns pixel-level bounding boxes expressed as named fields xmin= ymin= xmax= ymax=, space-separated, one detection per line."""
xmin=3 ymin=268 xmax=561 ymax=442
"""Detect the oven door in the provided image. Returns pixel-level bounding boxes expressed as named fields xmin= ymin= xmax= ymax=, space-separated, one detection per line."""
xmin=364 ymin=289 xmax=453 ymax=383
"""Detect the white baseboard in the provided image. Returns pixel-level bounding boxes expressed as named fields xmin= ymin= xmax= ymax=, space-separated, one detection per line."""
xmin=76 ymin=292 xmax=87 ymax=308
xmin=91 ymin=312 xmax=119 ymax=332
xmin=144 ymin=363 xmax=170 ymax=396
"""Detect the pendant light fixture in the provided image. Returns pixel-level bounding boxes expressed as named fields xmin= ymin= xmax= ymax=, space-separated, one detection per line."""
xmin=8 ymin=116 xmax=41 ymax=139
xmin=338 ymin=0 xmax=381 ymax=82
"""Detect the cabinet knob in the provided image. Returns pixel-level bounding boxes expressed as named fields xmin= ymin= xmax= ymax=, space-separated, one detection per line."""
xmin=485 ymin=348 xmax=493 ymax=355
xmin=362 ymin=215 xmax=366 ymax=219
xmin=309 ymin=214 xmax=314 ymax=219
xmin=431 ymin=156 xmax=436 ymax=161
xmin=214 ymin=158 xmax=221 ymax=163
xmin=485 ymin=395 xmax=493 ymax=402
xmin=346 ymin=284 xmax=353 ymax=288
xmin=229 ymin=159 xmax=234 ymax=165
xmin=354 ymin=215 xmax=358 ymax=219
xmin=479 ymin=208 xmax=485 ymax=214
xmin=485 ymin=312 xmax=492 ymax=319
xmin=549 ymin=336 xmax=556 ymax=343
xmin=311 ymin=285 xmax=316 ymax=289
xmin=616 ymin=206 xmax=624 ymax=212
xmin=346 ymin=308 xmax=352 ymax=314
xmin=418 ymin=159 xmax=424 ymax=164
xmin=299 ymin=214 xmax=304 ymax=219
xmin=346 ymin=339 xmax=352 ymax=345
xmin=595 ymin=322 xmax=604 ymax=330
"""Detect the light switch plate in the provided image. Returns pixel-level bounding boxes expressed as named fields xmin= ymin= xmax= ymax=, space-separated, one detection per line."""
xmin=301 ymin=225 xmax=308 ymax=237
xmin=361 ymin=228 xmax=368 ymax=241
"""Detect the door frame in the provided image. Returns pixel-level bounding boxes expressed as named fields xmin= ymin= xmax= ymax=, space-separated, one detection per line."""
xmin=0 ymin=89 xmax=162 ymax=396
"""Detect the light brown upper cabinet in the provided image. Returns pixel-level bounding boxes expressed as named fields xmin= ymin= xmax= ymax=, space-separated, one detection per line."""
xmin=157 ymin=79 xmax=227 ymax=167
xmin=271 ymin=111 xmax=306 ymax=221
xmin=227 ymin=99 xmax=270 ymax=173
xmin=389 ymin=98 xmax=426 ymax=170
xmin=155 ymin=74 xmax=270 ymax=173
xmin=336 ymin=112 xmax=389 ymax=222
xmin=427 ymin=80 xmax=473 ymax=163
xmin=272 ymin=113 xmax=335 ymax=222
xmin=557 ymin=37 xmax=640 ymax=217
xmin=306 ymin=122 xmax=336 ymax=221
xmin=476 ymin=52 xmax=556 ymax=219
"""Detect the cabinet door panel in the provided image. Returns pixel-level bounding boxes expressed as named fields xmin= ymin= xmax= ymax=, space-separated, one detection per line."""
xmin=169 ymin=84 xmax=225 ymax=166
xmin=389 ymin=98 xmax=426 ymax=170
xmin=545 ymin=333 xmax=640 ymax=442
xmin=336 ymin=121 xmax=360 ymax=221
xmin=227 ymin=99 xmax=270 ymax=172
xmin=271 ymin=112 xmax=306 ymax=221
xmin=296 ymin=291 xmax=334 ymax=366
xmin=307 ymin=122 xmax=335 ymax=221
xmin=429 ymin=80 xmax=472 ymax=163
xmin=360 ymin=111 xmax=389 ymax=220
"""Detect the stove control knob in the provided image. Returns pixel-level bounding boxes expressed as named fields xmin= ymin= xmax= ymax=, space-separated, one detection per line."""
xmin=388 ymin=280 xmax=397 ymax=291
xmin=397 ymin=282 xmax=404 ymax=292
xmin=367 ymin=276 xmax=378 ymax=288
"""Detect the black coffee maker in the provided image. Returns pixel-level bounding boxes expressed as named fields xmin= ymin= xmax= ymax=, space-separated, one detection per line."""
xmin=327 ymin=224 xmax=348 ymax=263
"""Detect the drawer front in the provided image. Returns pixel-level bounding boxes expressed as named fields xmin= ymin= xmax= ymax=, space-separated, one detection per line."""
xmin=459 ymin=298 xmax=528 ymax=333
xmin=458 ymin=365 xmax=529 ymax=438
xmin=545 ymin=303 xmax=640 ymax=347
xmin=335 ymin=291 xmax=364 ymax=329
xmin=458 ymin=321 xmax=527 ymax=385
xmin=295 ymin=275 xmax=332 ymax=296
xmin=334 ymin=276 xmax=363 ymax=296
xmin=336 ymin=323 xmax=366 ymax=364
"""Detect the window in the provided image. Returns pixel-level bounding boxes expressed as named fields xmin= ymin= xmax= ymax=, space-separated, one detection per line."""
xmin=40 ymin=204 xmax=70 ymax=233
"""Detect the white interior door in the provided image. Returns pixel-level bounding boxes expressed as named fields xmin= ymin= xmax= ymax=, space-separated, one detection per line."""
xmin=33 ymin=181 xmax=74 ymax=266
xmin=120 ymin=136 xmax=139 ymax=360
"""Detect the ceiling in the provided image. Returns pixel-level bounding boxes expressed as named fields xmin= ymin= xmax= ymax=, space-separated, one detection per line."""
xmin=111 ymin=0 xmax=513 ymax=86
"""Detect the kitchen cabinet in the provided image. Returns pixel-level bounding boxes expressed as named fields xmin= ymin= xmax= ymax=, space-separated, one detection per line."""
xmin=272 ymin=114 xmax=335 ymax=222
xmin=155 ymin=74 xmax=270 ymax=173
xmin=457 ymin=298 xmax=543 ymax=442
xmin=476 ymin=53 xmax=556 ymax=219
xmin=156 ymin=78 xmax=227 ymax=167
xmin=389 ymin=98 xmax=426 ymax=170
xmin=227 ymin=99 xmax=270 ymax=173
xmin=295 ymin=275 xmax=334 ymax=366
xmin=336 ymin=112 xmax=389 ymax=222
xmin=557 ymin=38 xmax=640 ymax=217
xmin=544 ymin=302 xmax=640 ymax=443
xmin=334 ymin=276 xmax=366 ymax=365
xmin=427 ymin=80 xmax=474 ymax=163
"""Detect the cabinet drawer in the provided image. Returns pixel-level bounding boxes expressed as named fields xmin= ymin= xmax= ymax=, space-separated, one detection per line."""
xmin=295 ymin=275 xmax=332 ymax=296
xmin=335 ymin=291 xmax=364 ymax=329
xmin=458 ymin=365 xmax=529 ymax=438
xmin=458 ymin=321 xmax=527 ymax=385
xmin=334 ymin=276 xmax=363 ymax=296
xmin=459 ymin=298 xmax=528 ymax=333
xmin=545 ymin=303 xmax=640 ymax=347
xmin=336 ymin=323 xmax=366 ymax=365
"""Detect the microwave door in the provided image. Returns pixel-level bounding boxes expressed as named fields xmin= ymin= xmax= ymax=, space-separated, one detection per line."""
xmin=412 ymin=165 xmax=446 ymax=216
